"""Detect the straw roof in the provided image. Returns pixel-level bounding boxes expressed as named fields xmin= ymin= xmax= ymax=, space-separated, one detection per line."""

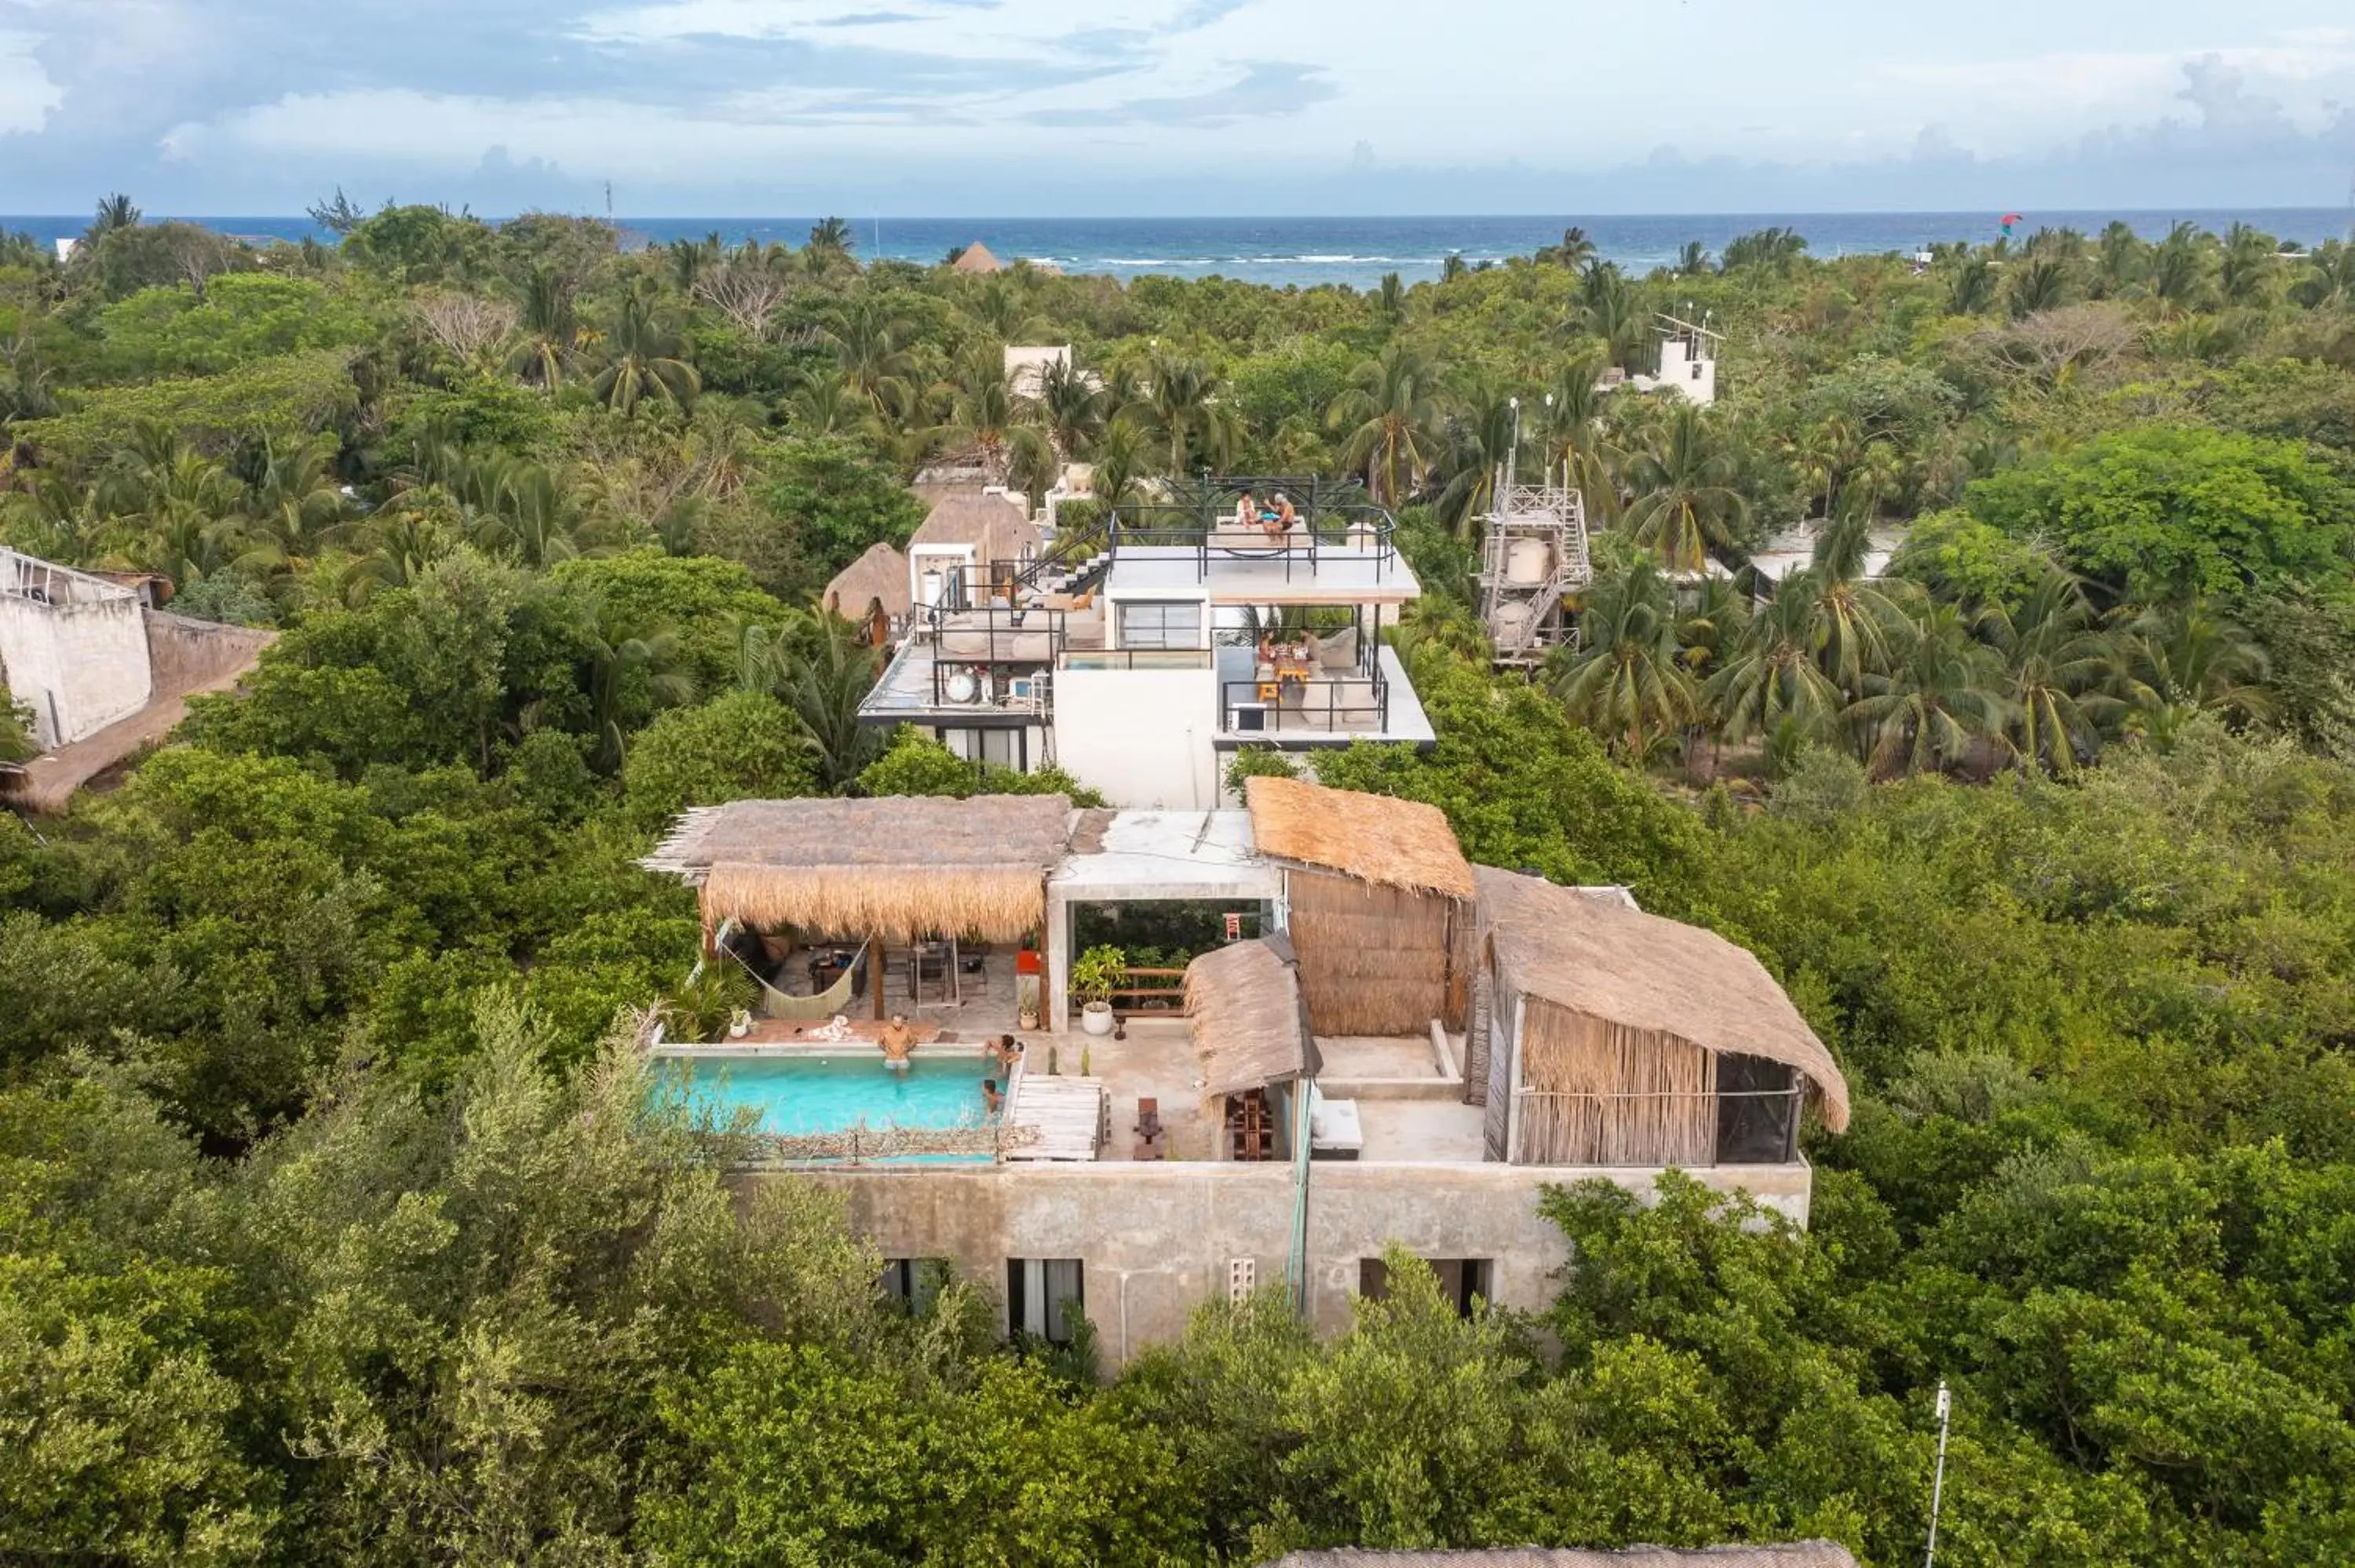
xmin=910 ymin=490 xmax=1041 ymax=567
xmin=1185 ymin=937 xmax=1319 ymax=1101
xmin=951 ymin=241 xmax=1002 ymax=273
xmin=1244 ymin=776 xmax=1475 ymax=899
xmin=823 ymin=542 xmax=911 ymax=622
xmin=1266 ymin=1545 xmax=1858 ymax=1568
xmin=641 ymin=795 xmax=1072 ymax=942
xmin=1475 ymin=868 xmax=1849 ymax=1131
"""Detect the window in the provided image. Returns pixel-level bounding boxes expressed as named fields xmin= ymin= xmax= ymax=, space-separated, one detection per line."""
xmin=878 ymin=1258 xmax=945 ymax=1314
xmin=941 ymin=726 xmax=1030 ymax=771
xmin=1359 ymin=1256 xmax=1492 ymax=1318
xmin=1118 ymin=600 xmax=1203 ymax=651
xmin=1006 ymin=1257 xmax=1085 ymax=1344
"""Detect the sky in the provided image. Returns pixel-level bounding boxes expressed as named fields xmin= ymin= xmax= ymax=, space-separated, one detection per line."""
xmin=2 ymin=0 xmax=2354 ymax=216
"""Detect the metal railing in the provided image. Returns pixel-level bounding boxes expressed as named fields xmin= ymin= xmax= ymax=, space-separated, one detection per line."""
xmin=1104 ymin=477 xmax=1398 ymax=584
xmin=1219 ymin=668 xmax=1391 ymax=737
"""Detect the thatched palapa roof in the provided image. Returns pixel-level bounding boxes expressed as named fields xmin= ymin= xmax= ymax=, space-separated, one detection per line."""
xmin=1245 ymin=776 xmax=1475 ymax=899
xmin=910 ymin=490 xmax=1041 ymax=570
xmin=823 ymin=542 xmax=911 ymax=622
xmin=641 ymin=795 xmax=1073 ymax=942
xmin=951 ymin=241 xmax=1002 ymax=274
xmin=1474 ymin=867 xmax=1849 ymax=1131
xmin=1185 ymin=936 xmax=1319 ymax=1101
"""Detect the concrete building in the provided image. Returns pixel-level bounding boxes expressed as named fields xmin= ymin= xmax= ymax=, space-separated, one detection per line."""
xmin=856 ymin=479 xmax=1436 ymax=804
xmin=640 ymin=780 xmax=1848 ymax=1364
xmin=0 ymin=549 xmax=275 ymax=811
xmin=1 ymin=549 xmax=155 ymax=749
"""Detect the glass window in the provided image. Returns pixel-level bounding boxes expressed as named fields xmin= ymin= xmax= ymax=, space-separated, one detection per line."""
xmin=1118 ymin=600 xmax=1204 ymax=651
xmin=1006 ymin=1257 xmax=1085 ymax=1344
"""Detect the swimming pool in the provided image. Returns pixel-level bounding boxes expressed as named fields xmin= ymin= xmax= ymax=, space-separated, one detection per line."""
xmin=656 ymin=1052 xmax=999 ymax=1138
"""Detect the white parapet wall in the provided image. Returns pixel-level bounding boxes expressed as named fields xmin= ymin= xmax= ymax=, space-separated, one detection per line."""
xmin=0 ymin=554 xmax=154 ymax=749
xmin=1050 ymin=662 xmax=1221 ymax=810
xmin=789 ymin=1157 xmax=1812 ymax=1366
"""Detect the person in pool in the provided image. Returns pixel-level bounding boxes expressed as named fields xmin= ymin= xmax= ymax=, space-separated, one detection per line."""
xmin=981 ymin=1078 xmax=1002 ymax=1116
xmin=989 ymin=1033 xmax=1024 ymax=1073
xmin=878 ymin=1014 xmax=916 ymax=1072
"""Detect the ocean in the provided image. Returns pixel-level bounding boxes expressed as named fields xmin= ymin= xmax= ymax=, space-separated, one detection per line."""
xmin=6 ymin=210 xmax=2350 ymax=291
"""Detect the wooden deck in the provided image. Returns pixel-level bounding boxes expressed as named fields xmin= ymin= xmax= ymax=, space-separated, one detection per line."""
xmin=1006 ymin=1073 xmax=1107 ymax=1161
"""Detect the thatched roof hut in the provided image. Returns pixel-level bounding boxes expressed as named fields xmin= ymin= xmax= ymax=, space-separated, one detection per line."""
xmin=951 ymin=241 xmax=1002 ymax=274
xmin=822 ymin=542 xmax=911 ymax=624
xmin=1185 ymin=936 xmax=1319 ymax=1103
xmin=1243 ymin=776 xmax=1474 ymax=898
xmin=1474 ymin=867 xmax=1848 ymax=1165
xmin=1244 ymin=777 xmax=1473 ymax=1037
xmin=641 ymin=795 xmax=1073 ymax=942
xmin=910 ymin=490 xmax=1041 ymax=574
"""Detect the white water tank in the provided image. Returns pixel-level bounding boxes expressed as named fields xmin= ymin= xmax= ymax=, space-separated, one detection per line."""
xmin=1505 ymin=537 xmax=1552 ymax=587
xmin=944 ymin=668 xmax=980 ymax=703
xmin=1489 ymin=602 xmax=1536 ymax=643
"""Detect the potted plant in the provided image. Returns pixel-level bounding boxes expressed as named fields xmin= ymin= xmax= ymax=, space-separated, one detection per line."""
xmin=1072 ymin=945 xmax=1125 ymax=1037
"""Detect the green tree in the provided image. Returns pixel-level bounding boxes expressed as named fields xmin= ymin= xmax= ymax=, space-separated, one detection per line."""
xmin=1546 ymin=556 xmax=1698 ymax=760
xmin=1623 ymin=405 xmax=1749 ymax=572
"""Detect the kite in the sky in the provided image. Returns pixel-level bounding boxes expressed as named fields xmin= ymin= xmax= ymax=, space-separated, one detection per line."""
xmin=1999 ymin=213 xmax=2023 ymax=236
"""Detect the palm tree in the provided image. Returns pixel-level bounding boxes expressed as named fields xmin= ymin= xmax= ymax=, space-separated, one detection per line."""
xmin=1430 ymin=376 xmax=1518 ymax=538
xmin=339 ymin=512 xmax=455 ymax=604
xmin=1132 ymin=353 xmax=1238 ymax=476
xmin=579 ymin=595 xmax=697 ymax=772
xmin=2218 ymin=222 xmax=2276 ymax=307
xmin=2006 ymin=257 xmax=2073 ymax=318
xmin=1676 ymin=241 xmax=1710 ymax=275
xmin=2148 ymin=223 xmax=2208 ymax=314
xmin=1035 ymin=355 xmax=1107 ymax=458
xmin=509 ymin=268 xmax=578 ymax=390
xmin=1704 ymin=579 xmax=1844 ymax=746
xmin=2105 ymin=600 xmax=2271 ymax=745
xmin=1371 ymin=272 xmax=1407 ymax=331
xmin=1088 ymin=419 xmax=1145 ymax=510
xmin=593 ymin=281 xmax=699 ymax=417
xmin=782 ymin=614 xmax=885 ymax=790
xmin=239 ymin=436 xmax=349 ymax=572
xmin=1330 ymin=344 xmax=1446 ymax=507
xmin=824 ymin=296 xmax=919 ymax=423
xmin=89 ymin=194 xmax=141 ymax=239
xmin=2094 ymin=221 xmax=2145 ymax=294
xmin=1546 ymin=556 xmax=1696 ymax=760
xmin=1540 ymin=355 xmax=1623 ymax=523
xmin=1977 ymin=571 xmax=2115 ymax=777
xmin=784 ymin=369 xmax=878 ymax=439
xmin=2290 ymin=240 xmax=2355 ymax=311
xmin=1945 ymin=257 xmax=1997 ymax=315
xmin=1843 ymin=601 xmax=2014 ymax=778
xmin=1622 ymin=405 xmax=1747 ymax=572
xmin=1798 ymin=513 xmax=1911 ymax=699
xmin=1539 ymin=227 xmax=1596 ymax=268
xmin=807 ymin=217 xmax=855 ymax=257
xmin=933 ymin=341 xmax=1048 ymax=487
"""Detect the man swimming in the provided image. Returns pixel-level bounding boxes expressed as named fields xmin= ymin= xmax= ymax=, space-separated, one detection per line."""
xmin=981 ymin=1078 xmax=1002 ymax=1116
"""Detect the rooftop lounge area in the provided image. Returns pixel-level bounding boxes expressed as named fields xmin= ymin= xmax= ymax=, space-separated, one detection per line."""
xmin=637 ymin=781 xmax=1846 ymax=1176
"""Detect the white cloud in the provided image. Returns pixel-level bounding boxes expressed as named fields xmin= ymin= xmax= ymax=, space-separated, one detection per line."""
xmin=0 ymin=29 xmax=62 ymax=133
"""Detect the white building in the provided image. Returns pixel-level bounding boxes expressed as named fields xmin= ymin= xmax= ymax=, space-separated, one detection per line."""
xmin=0 ymin=550 xmax=154 ymax=749
xmin=858 ymin=481 xmax=1437 ymax=804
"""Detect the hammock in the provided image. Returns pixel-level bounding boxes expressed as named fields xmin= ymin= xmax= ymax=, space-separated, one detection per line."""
xmin=717 ymin=921 xmax=872 ymax=1022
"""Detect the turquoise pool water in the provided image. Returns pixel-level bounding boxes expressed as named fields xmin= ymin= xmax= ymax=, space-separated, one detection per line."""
xmin=658 ymin=1054 xmax=997 ymax=1137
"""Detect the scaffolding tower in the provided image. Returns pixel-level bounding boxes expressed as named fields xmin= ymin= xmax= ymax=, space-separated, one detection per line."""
xmin=1477 ymin=461 xmax=1591 ymax=668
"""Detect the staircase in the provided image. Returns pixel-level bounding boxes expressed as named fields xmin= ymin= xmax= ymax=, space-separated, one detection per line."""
xmin=1478 ymin=478 xmax=1591 ymax=666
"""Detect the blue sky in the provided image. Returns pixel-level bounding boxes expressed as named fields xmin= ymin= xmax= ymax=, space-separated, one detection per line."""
xmin=2 ymin=0 xmax=2353 ymax=215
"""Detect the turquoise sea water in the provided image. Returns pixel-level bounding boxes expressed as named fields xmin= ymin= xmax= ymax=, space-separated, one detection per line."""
xmin=659 ymin=1053 xmax=995 ymax=1138
xmin=9 ymin=210 xmax=2348 ymax=290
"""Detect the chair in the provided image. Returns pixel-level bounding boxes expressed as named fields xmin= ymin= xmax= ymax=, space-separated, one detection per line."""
xmin=1134 ymin=1096 xmax=1166 ymax=1161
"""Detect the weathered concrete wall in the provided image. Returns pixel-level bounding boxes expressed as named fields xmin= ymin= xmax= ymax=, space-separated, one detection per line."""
xmin=144 ymin=611 xmax=276 ymax=694
xmin=1051 ymin=664 xmax=1220 ymax=811
xmin=0 ymin=593 xmax=151 ymax=748
xmin=787 ymin=1158 xmax=1812 ymax=1365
